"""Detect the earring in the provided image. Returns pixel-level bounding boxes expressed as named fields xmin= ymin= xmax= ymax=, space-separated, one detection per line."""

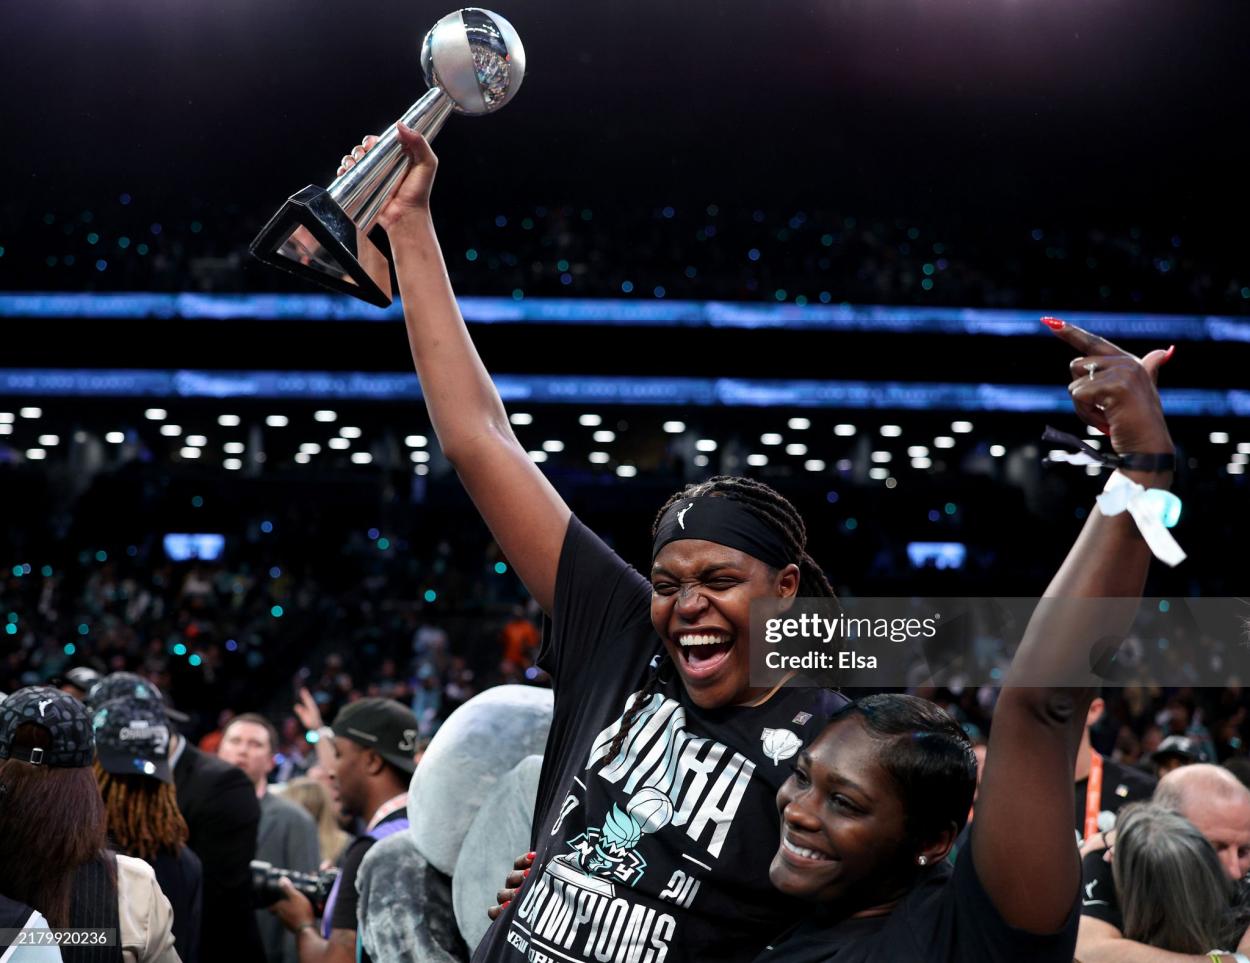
xmin=917 ymin=856 xmax=928 ymax=866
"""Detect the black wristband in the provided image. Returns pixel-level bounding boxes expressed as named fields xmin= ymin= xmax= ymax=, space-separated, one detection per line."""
xmin=1041 ymin=426 xmax=1175 ymax=473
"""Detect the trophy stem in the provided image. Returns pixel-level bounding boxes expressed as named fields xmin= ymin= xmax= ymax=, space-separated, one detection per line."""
xmin=328 ymin=87 xmax=454 ymax=230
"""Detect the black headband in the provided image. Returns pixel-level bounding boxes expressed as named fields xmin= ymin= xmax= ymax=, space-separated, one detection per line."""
xmin=652 ymin=496 xmax=795 ymax=571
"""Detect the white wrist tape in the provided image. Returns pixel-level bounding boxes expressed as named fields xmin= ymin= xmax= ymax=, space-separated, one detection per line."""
xmin=1095 ymin=471 xmax=1186 ymax=567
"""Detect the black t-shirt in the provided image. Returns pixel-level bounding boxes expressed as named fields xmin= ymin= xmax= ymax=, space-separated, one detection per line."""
xmin=329 ymin=809 xmax=408 ymax=963
xmin=1072 ymin=759 xmax=1155 ymax=834
xmin=754 ymin=841 xmax=1080 ymax=962
xmin=474 ymin=516 xmax=847 ymax=963
xmin=1079 ymin=849 xmax=1123 ymax=931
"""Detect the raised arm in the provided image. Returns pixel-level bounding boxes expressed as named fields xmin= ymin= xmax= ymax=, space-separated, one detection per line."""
xmin=972 ymin=320 xmax=1175 ymax=933
xmin=351 ymin=127 xmax=570 ymax=612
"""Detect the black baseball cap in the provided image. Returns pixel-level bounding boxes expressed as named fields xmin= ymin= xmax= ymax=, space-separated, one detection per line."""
xmin=52 ymin=666 xmax=102 ymax=695
xmin=331 ymin=698 xmax=420 ymax=775
xmin=0 ymin=686 xmax=95 ymax=768
xmin=91 ymin=697 xmax=174 ymax=784
xmin=86 ymin=672 xmax=189 ymax=724
xmin=1152 ymin=734 xmax=1208 ymax=765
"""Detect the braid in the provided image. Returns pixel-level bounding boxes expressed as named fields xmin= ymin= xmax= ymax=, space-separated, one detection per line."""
xmin=652 ymin=475 xmax=835 ymax=597
xmin=603 ymin=663 xmax=667 ymax=766
xmin=94 ymin=763 xmax=189 ymax=862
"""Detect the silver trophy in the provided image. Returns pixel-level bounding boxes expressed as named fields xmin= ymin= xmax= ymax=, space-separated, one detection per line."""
xmin=250 ymin=8 xmax=525 ymax=307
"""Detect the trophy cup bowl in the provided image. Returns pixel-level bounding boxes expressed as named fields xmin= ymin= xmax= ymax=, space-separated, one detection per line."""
xmin=249 ymin=8 xmax=526 ymax=307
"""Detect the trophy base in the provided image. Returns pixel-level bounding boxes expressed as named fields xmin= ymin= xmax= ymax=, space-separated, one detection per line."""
xmin=249 ymin=186 xmax=394 ymax=308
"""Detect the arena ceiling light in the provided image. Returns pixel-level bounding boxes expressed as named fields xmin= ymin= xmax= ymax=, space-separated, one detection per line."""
xmin=414 ymin=464 xmax=430 ymax=476
xmin=578 ymin=414 xmax=602 ymax=427
xmin=186 ymin=435 xmax=207 ymax=447
xmin=542 ymin=440 xmax=565 ymax=452
xmin=1238 ymin=443 xmax=1250 ymax=454
xmin=788 ymin=417 xmax=811 ymax=430
xmin=510 ymin=412 xmax=533 ymax=426
xmin=143 ymin=408 xmax=165 ymax=421
xmin=952 ymin=421 xmax=974 ymax=434
xmin=405 ymin=435 xmax=428 ymax=447
xmin=18 ymin=407 xmax=42 ymax=420
xmin=339 ymin=426 xmax=362 ymax=439
xmin=351 ymin=452 xmax=373 ymax=464
xmin=785 ymin=443 xmax=807 ymax=456
xmin=588 ymin=451 xmax=609 ymax=464
xmin=218 ymin=414 xmax=241 ymax=427
xmin=314 ymin=410 xmax=337 ymax=422
xmin=693 ymin=454 xmax=709 ymax=467
xmin=871 ymin=451 xmax=892 ymax=463
xmin=804 ymin=459 xmax=825 ymax=471
xmin=615 ymin=465 xmax=637 ymax=478
xmin=747 ymin=454 xmax=768 ymax=467
xmin=1210 ymin=431 xmax=1230 ymax=444
xmin=695 ymin=438 xmax=717 ymax=452
xmin=224 ymin=458 xmax=243 ymax=470
xmin=300 ymin=443 xmax=321 ymax=454
xmin=834 ymin=424 xmax=856 ymax=436
xmin=1231 ymin=453 xmax=1248 ymax=465
xmin=224 ymin=441 xmax=245 ymax=454
xmin=180 ymin=447 xmax=201 ymax=459
xmin=293 ymin=453 xmax=310 ymax=465
xmin=0 ymin=425 xmax=11 ymax=435
xmin=663 ymin=421 xmax=685 ymax=433
xmin=907 ymin=446 xmax=928 ymax=458
xmin=880 ymin=425 xmax=902 ymax=437
xmin=760 ymin=433 xmax=783 ymax=446
xmin=911 ymin=457 xmax=932 ymax=470
xmin=37 ymin=434 xmax=59 ymax=446
xmin=869 ymin=467 xmax=890 ymax=480
xmin=836 ymin=459 xmax=853 ymax=471
xmin=411 ymin=451 xmax=430 ymax=463
xmin=934 ymin=436 xmax=956 ymax=449
xmin=25 ymin=448 xmax=46 ymax=460
xmin=528 ymin=450 xmax=547 ymax=462
xmin=1230 ymin=463 xmax=1246 ymax=475
xmin=328 ymin=438 xmax=350 ymax=450
xmin=990 ymin=445 xmax=1006 ymax=457
xmin=0 ymin=412 xmax=13 ymax=423
xmin=266 ymin=415 xmax=289 ymax=428
xmin=160 ymin=424 xmax=182 ymax=437
xmin=593 ymin=430 xmax=615 ymax=443
xmin=106 ymin=432 xmax=124 ymax=444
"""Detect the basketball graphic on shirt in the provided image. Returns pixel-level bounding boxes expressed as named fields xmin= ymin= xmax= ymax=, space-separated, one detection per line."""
xmin=761 ymin=727 xmax=803 ymax=764
xmin=626 ymin=786 xmax=675 ymax=835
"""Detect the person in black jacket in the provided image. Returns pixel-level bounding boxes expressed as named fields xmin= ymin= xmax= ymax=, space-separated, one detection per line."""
xmin=170 ymin=728 xmax=265 ymax=963
xmin=92 ymin=696 xmax=203 ymax=963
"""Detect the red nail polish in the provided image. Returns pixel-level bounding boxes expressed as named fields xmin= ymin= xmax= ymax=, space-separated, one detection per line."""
xmin=1041 ymin=317 xmax=1065 ymax=331
xmin=1163 ymin=344 xmax=1176 ymax=363
xmin=526 ymin=852 xmax=536 ymax=859
xmin=501 ymin=900 xmax=511 ymax=908
xmin=523 ymin=869 xmax=530 ymax=878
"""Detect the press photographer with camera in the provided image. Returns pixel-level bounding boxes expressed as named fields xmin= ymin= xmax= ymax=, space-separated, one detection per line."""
xmin=268 ymin=699 xmax=419 ymax=963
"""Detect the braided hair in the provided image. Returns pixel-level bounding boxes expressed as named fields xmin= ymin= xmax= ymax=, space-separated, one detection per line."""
xmin=602 ymin=476 xmax=836 ymax=765
xmin=94 ymin=762 xmax=189 ymax=862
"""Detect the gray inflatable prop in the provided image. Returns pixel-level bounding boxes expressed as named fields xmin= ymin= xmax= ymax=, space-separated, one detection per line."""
xmin=357 ymin=833 xmax=469 ymax=963
xmin=408 ymin=685 xmax=553 ymax=874
xmin=453 ymin=754 xmax=544 ymax=950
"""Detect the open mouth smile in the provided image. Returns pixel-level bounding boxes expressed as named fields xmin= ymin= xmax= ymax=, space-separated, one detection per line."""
xmin=672 ymin=630 xmax=735 ymax=679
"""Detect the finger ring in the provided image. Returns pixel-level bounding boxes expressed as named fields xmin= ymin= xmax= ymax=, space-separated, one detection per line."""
xmin=1085 ymin=362 xmax=1098 ymax=382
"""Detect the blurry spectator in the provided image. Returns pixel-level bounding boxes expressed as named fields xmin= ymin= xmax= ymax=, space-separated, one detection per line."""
xmin=282 ymin=777 xmax=351 ymax=870
xmin=1075 ymin=696 xmax=1156 ymax=838
xmin=1104 ymin=803 xmax=1247 ymax=955
xmin=0 ymin=687 xmax=180 ymax=962
xmin=498 ymin=606 xmax=539 ymax=672
xmin=1152 ymin=734 xmax=1209 ymax=776
xmin=168 ymin=716 xmax=264 ymax=963
xmin=53 ymin=666 xmax=102 ymax=703
xmin=1078 ymin=764 xmax=1250 ymax=960
xmin=93 ymin=695 xmax=203 ymax=963
xmin=268 ymin=698 xmax=418 ymax=963
xmin=195 ymin=710 xmax=236 ymax=756
xmin=218 ymin=714 xmax=319 ymax=963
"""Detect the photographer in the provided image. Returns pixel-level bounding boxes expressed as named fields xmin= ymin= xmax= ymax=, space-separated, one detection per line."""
xmin=268 ymin=699 xmax=418 ymax=963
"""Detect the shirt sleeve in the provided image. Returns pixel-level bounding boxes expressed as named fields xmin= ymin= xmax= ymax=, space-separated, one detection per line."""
xmin=6 ymin=912 xmax=64 ymax=963
xmin=329 ymin=838 xmax=374 ymax=934
xmin=945 ymin=843 xmax=1080 ymax=963
xmin=1079 ymin=849 xmax=1123 ymax=931
xmin=535 ymin=515 xmax=655 ymax=691
xmin=116 ymin=854 xmax=182 ymax=963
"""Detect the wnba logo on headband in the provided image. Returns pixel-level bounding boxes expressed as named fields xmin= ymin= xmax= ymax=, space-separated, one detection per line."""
xmin=652 ymin=496 xmax=793 ymax=570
